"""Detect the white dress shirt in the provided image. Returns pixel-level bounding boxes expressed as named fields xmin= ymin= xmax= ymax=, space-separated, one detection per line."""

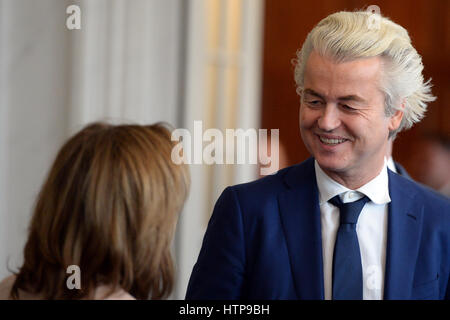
xmin=386 ymin=156 xmax=397 ymax=173
xmin=315 ymin=160 xmax=390 ymax=300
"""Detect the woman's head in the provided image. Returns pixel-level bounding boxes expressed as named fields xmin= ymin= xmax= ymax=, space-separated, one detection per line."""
xmin=11 ymin=122 xmax=190 ymax=299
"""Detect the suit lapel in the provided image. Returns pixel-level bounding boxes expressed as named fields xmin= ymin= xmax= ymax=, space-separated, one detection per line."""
xmin=384 ymin=170 xmax=423 ymax=299
xmin=278 ymin=158 xmax=324 ymax=299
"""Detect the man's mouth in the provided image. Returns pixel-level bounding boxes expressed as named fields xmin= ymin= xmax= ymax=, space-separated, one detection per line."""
xmin=318 ymin=135 xmax=348 ymax=145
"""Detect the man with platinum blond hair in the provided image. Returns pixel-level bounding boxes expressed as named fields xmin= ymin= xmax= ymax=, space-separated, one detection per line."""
xmin=186 ymin=10 xmax=450 ymax=300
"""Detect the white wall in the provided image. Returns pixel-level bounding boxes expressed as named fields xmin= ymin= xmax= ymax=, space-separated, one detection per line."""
xmin=67 ymin=0 xmax=183 ymax=132
xmin=0 ymin=0 xmax=71 ymax=279
xmin=0 ymin=0 xmax=264 ymax=300
xmin=0 ymin=0 xmax=185 ymax=281
xmin=175 ymin=0 xmax=264 ymax=299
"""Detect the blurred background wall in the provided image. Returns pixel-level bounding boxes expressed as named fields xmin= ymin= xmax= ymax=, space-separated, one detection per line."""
xmin=1 ymin=0 xmax=72 ymax=294
xmin=0 ymin=0 xmax=448 ymax=300
xmin=0 ymin=0 xmax=264 ymax=299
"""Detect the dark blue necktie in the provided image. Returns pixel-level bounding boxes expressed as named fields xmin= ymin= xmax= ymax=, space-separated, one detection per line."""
xmin=329 ymin=194 xmax=370 ymax=300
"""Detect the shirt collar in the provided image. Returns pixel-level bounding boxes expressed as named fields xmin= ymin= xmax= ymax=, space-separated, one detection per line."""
xmin=314 ymin=159 xmax=391 ymax=205
xmin=386 ymin=156 xmax=397 ymax=173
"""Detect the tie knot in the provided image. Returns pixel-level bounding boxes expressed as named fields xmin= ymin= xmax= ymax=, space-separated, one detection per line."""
xmin=329 ymin=194 xmax=370 ymax=225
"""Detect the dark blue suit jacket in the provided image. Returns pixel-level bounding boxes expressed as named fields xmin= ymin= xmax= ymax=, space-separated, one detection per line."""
xmin=186 ymin=158 xmax=450 ymax=300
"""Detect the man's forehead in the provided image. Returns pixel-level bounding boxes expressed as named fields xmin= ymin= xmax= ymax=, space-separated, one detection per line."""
xmin=303 ymin=50 xmax=383 ymax=100
xmin=305 ymin=50 xmax=383 ymax=81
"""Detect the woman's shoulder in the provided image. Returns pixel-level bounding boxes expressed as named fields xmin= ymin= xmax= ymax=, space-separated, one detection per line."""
xmin=0 ymin=274 xmax=44 ymax=300
xmin=0 ymin=275 xmax=136 ymax=300
xmin=0 ymin=275 xmax=15 ymax=299
xmin=93 ymin=285 xmax=136 ymax=300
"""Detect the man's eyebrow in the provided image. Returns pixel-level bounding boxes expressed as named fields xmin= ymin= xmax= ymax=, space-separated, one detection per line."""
xmin=339 ymin=95 xmax=367 ymax=103
xmin=303 ymin=88 xmax=367 ymax=104
xmin=303 ymin=89 xmax=324 ymax=100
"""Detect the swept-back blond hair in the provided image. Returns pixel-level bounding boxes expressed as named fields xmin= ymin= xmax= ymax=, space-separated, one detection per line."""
xmin=294 ymin=10 xmax=436 ymax=137
xmin=10 ymin=122 xmax=190 ymax=299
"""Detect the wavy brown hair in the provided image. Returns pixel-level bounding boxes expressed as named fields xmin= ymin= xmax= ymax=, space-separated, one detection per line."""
xmin=10 ymin=122 xmax=190 ymax=299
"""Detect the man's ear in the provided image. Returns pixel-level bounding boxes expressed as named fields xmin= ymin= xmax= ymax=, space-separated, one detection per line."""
xmin=388 ymin=100 xmax=405 ymax=132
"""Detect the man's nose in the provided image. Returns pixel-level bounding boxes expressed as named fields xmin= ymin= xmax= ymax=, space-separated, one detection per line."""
xmin=317 ymin=104 xmax=341 ymax=131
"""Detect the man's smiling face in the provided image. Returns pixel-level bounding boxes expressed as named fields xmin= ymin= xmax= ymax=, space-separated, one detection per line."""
xmin=299 ymin=50 xmax=403 ymax=187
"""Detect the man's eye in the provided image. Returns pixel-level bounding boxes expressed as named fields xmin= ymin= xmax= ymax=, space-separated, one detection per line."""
xmin=307 ymin=100 xmax=322 ymax=106
xmin=341 ymin=104 xmax=356 ymax=111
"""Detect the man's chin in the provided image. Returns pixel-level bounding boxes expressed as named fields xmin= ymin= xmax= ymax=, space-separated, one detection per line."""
xmin=314 ymin=157 xmax=348 ymax=174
